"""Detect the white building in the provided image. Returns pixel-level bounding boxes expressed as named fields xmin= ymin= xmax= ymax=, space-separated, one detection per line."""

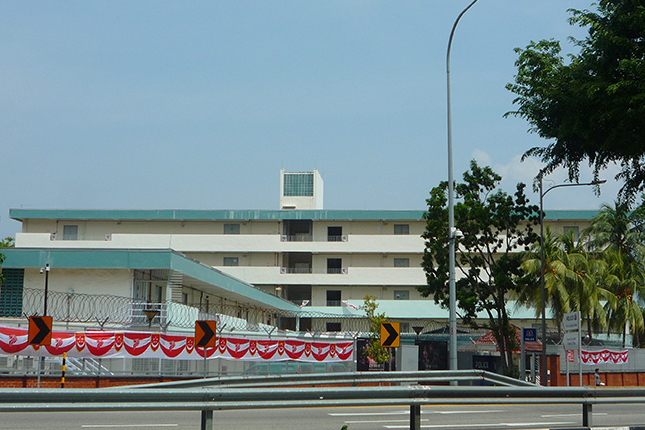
xmin=1 ymin=170 xmax=596 ymax=336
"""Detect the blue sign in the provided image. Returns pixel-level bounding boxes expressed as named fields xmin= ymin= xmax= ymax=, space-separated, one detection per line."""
xmin=523 ymin=328 xmax=537 ymax=342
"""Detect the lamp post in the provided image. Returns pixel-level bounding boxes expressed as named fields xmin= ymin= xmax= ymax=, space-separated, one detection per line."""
xmin=539 ymin=178 xmax=605 ymax=386
xmin=447 ymin=0 xmax=480 ymax=372
xmin=41 ymin=264 xmax=50 ymax=316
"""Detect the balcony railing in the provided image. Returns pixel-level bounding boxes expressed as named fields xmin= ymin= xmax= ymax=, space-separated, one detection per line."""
xmin=279 ymin=267 xmax=347 ymax=274
xmin=280 ymin=235 xmax=313 ymax=242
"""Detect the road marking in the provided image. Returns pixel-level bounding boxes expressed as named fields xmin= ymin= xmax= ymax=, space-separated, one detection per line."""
xmin=329 ymin=411 xmax=409 ymax=416
xmin=383 ymin=422 xmax=576 ymax=429
xmin=82 ymin=425 xmax=178 ymax=428
xmin=541 ymin=413 xmax=608 ymax=417
xmin=431 ymin=410 xmax=505 ymax=415
xmin=330 ymin=409 xmax=506 ymax=417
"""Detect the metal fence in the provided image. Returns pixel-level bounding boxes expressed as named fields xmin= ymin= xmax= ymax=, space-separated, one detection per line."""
xmin=1 ymin=370 xmax=644 ymax=430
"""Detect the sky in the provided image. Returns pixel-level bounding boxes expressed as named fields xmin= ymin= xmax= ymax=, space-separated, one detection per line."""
xmin=0 ymin=0 xmax=623 ymax=240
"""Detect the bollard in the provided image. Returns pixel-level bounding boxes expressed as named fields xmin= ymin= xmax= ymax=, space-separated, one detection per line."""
xmin=61 ymin=352 xmax=66 ymax=388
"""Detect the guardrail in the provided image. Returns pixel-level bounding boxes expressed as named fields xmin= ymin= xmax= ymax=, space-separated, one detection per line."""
xmin=1 ymin=370 xmax=644 ymax=430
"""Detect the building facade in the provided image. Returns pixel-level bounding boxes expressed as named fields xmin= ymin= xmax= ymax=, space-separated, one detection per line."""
xmin=1 ymin=170 xmax=597 ymax=337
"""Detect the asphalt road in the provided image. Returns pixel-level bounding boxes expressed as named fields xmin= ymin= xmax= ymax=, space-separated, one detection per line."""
xmin=0 ymin=403 xmax=644 ymax=430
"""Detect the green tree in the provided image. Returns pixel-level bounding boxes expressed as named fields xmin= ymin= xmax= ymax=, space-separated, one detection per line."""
xmin=0 ymin=237 xmax=9 ymax=283
xmin=361 ymin=295 xmax=390 ymax=366
xmin=603 ymin=250 xmax=645 ymax=347
xmin=419 ymin=161 xmax=540 ymax=375
xmin=520 ymin=228 xmax=612 ymax=340
xmin=583 ymin=201 xmax=645 ymax=259
xmin=506 ymin=1 xmax=645 ymax=203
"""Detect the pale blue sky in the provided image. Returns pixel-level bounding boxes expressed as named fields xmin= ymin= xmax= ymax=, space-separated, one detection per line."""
xmin=0 ymin=1 xmax=620 ymax=239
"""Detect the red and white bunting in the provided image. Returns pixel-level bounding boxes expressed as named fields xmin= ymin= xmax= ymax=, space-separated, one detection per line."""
xmin=580 ymin=349 xmax=628 ymax=365
xmin=0 ymin=325 xmax=353 ymax=362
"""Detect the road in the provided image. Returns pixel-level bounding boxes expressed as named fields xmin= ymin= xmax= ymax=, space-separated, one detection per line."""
xmin=0 ymin=403 xmax=643 ymax=429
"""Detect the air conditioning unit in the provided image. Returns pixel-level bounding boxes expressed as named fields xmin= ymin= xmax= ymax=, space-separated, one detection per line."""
xmin=280 ymin=267 xmax=287 ymax=274
xmin=341 ymin=268 xmax=348 ymax=275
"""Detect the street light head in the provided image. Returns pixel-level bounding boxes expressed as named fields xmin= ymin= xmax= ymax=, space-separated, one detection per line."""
xmin=592 ymin=179 xmax=607 ymax=185
xmin=45 ymin=264 xmax=50 ymax=272
xmin=39 ymin=268 xmax=44 ymax=274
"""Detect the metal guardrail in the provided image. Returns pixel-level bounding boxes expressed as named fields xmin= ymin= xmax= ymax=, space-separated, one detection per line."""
xmin=2 ymin=371 xmax=645 ymax=430
xmin=122 ymin=369 xmax=537 ymax=389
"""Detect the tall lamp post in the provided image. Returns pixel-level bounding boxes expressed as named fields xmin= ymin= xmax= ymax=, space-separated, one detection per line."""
xmin=539 ymin=178 xmax=605 ymax=386
xmin=447 ymin=0 xmax=480 ymax=372
xmin=41 ymin=263 xmax=50 ymax=316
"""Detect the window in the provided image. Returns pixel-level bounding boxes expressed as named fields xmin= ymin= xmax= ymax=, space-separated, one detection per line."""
xmin=326 ymin=322 xmax=341 ymax=332
xmin=154 ymin=285 xmax=163 ymax=303
xmin=394 ymin=258 xmax=410 ymax=267
xmin=283 ymin=173 xmax=314 ymax=196
xmin=223 ymin=257 xmax=239 ymax=266
xmin=327 ymin=258 xmax=342 ymax=274
xmin=328 ymin=226 xmax=342 ymax=242
xmin=394 ymin=224 xmax=409 ymax=235
xmin=63 ymin=225 xmax=78 ymax=240
xmin=564 ymin=226 xmax=580 ymax=242
xmin=326 ymin=290 xmax=341 ymax=307
xmin=181 ymin=292 xmax=188 ymax=305
xmin=224 ymin=223 xmax=240 ymax=234
xmin=394 ymin=290 xmax=409 ymax=300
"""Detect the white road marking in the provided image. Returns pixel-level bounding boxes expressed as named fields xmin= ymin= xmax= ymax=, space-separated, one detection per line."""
xmin=82 ymin=425 xmax=178 ymax=428
xmin=383 ymin=422 xmax=576 ymax=429
xmin=329 ymin=411 xmax=409 ymax=416
xmin=541 ymin=413 xmax=608 ymax=417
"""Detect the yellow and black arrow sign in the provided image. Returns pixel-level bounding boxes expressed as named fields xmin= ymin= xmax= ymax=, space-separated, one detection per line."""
xmin=380 ymin=322 xmax=400 ymax=348
xmin=28 ymin=316 xmax=52 ymax=346
xmin=195 ymin=320 xmax=217 ymax=348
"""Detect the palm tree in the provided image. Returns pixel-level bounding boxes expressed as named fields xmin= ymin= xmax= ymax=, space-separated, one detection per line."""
xmin=603 ymin=250 xmax=645 ymax=347
xmin=558 ymin=230 xmax=612 ymax=339
xmin=583 ymin=201 xmax=645 ymax=259
xmin=519 ymin=228 xmax=574 ymax=336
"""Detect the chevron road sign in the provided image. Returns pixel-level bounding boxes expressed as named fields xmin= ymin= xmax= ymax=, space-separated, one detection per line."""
xmin=28 ymin=316 xmax=52 ymax=346
xmin=195 ymin=320 xmax=217 ymax=348
xmin=380 ymin=322 xmax=400 ymax=348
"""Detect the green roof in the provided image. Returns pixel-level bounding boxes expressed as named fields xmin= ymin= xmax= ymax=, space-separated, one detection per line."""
xmin=1 ymin=248 xmax=299 ymax=313
xmin=10 ymin=208 xmax=598 ymax=222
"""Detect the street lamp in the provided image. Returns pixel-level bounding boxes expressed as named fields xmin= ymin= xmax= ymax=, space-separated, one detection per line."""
xmin=539 ymin=178 xmax=606 ymax=386
xmin=40 ymin=264 xmax=50 ymax=316
xmin=446 ymin=0 xmax=480 ymax=372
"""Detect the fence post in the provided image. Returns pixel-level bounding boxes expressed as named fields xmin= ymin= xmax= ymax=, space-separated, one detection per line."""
xmin=582 ymin=402 xmax=592 ymax=427
xmin=410 ymin=404 xmax=421 ymax=430
xmin=201 ymin=409 xmax=213 ymax=430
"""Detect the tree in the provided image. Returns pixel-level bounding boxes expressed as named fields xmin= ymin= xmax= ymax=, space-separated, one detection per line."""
xmin=603 ymin=250 xmax=645 ymax=347
xmin=520 ymin=228 xmax=613 ymax=340
xmin=361 ymin=295 xmax=390 ymax=367
xmin=506 ymin=1 xmax=645 ymax=203
xmin=0 ymin=237 xmax=9 ymax=284
xmin=583 ymin=201 xmax=645 ymax=259
xmin=419 ymin=161 xmax=540 ymax=375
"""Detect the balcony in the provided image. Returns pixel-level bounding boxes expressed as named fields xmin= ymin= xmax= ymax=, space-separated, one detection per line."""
xmin=15 ymin=232 xmax=424 ymax=254
xmin=217 ymin=266 xmax=425 ymax=286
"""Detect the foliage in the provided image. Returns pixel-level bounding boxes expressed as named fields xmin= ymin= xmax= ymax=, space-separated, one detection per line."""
xmin=506 ymin=0 xmax=645 ymax=203
xmin=418 ymin=161 xmax=540 ymax=375
xmin=0 ymin=237 xmax=9 ymax=283
xmin=361 ymin=295 xmax=390 ymax=365
xmin=583 ymin=201 xmax=645 ymax=259
xmin=0 ymin=237 xmax=14 ymax=248
xmin=519 ymin=228 xmax=612 ymax=338
xmin=603 ymin=250 xmax=645 ymax=347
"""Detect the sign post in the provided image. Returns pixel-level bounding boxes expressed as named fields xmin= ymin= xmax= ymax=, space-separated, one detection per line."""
xmin=29 ymin=316 xmax=52 ymax=389
xmin=195 ymin=320 xmax=217 ymax=378
xmin=520 ymin=327 xmax=537 ymax=381
xmin=563 ymin=311 xmax=581 ymax=387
